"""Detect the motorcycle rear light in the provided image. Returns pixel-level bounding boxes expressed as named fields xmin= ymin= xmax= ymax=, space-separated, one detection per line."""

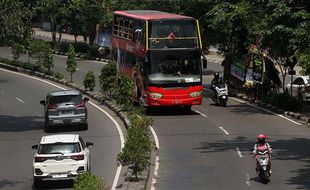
xmin=35 ymin=156 xmax=48 ymax=162
xmin=35 ymin=169 xmax=43 ymax=175
xmin=47 ymin=104 xmax=57 ymax=109
xmin=70 ymin=154 xmax=84 ymax=161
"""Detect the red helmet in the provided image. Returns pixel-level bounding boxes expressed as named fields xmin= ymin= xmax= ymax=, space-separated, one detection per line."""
xmin=257 ymin=134 xmax=266 ymax=143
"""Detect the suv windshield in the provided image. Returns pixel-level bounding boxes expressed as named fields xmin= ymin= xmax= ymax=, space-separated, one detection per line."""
xmin=38 ymin=143 xmax=81 ymax=154
xmin=49 ymin=95 xmax=82 ymax=105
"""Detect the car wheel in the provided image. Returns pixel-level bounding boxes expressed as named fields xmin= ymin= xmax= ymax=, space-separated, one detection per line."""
xmin=82 ymin=123 xmax=88 ymax=131
xmin=33 ymin=179 xmax=41 ymax=189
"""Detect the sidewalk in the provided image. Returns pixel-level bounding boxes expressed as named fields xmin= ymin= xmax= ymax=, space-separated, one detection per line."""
xmin=33 ymin=27 xmax=86 ymax=42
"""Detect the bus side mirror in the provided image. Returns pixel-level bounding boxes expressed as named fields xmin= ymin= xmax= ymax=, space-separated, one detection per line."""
xmin=202 ymin=58 xmax=207 ymax=69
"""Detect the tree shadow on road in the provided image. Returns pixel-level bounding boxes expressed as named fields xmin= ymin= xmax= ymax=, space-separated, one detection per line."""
xmin=0 ymin=114 xmax=43 ymax=132
xmin=194 ymin=136 xmax=310 ymax=189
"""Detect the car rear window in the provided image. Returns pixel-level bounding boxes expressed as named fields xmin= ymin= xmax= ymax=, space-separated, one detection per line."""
xmin=49 ymin=95 xmax=82 ymax=105
xmin=38 ymin=143 xmax=81 ymax=154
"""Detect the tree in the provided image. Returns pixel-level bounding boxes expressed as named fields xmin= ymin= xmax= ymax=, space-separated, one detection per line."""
xmin=116 ymin=75 xmax=134 ymax=110
xmin=0 ymin=0 xmax=33 ymax=45
xmin=98 ymin=61 xmax=117 ymax=96
xmin=66 ymin=44 xmax=77 ymax=82
xmin=38 ymin=0 xmax=67 ymax=48
xmin=79 ymin=0 xmax=104 ymax=46
xmin=43 ymin=46 xmax=54 ymax=72
xmin=207 ymin=0 xmax=310 ymax=92
xmin=299 ymin=51 xmax=310 ymax=76
xmin=12 ymin=43 xmax=25 ymax=62
xmin=29 ymin=39 xmax=50 ymax=70
xmin=117 ymin=114 xmax=154 ymax=181
xmin=83 ymin=71 xmax=96 ymax=91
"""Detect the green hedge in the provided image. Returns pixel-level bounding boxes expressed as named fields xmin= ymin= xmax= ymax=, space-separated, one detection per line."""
xmin=262 ymin=93 xmax=303 ymax=111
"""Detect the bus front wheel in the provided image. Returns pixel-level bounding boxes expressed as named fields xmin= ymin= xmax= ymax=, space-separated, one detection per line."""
xmin=184 ymin=105 xmax=192 ymax=111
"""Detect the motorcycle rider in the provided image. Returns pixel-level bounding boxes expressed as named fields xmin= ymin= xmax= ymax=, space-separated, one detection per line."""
xmin=211 ymin=72 xmax=224 ymax=99
xmin=253 ymin=134 xmax=272 ymax=174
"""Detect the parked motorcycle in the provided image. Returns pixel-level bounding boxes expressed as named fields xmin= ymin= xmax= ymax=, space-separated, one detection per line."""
xmin=255 ymin=149 xmax=271 ymax=183
xmin=211 ymin=83 xmax=228 ymax=107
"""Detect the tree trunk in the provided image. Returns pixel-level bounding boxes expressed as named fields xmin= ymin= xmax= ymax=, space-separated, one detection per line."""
xmin=70 ymin=72 xmax=73 ymax=82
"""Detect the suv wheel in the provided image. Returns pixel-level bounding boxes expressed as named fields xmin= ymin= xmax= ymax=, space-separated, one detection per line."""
xmin=82 ymin=123 xmax=88 ymax=130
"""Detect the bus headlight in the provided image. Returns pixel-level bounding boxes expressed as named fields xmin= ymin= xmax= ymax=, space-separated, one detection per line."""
xmin=149 ymin=92 xmax=163 ymax=99
xmin=189 ymin=91 xmax=202 ymax=98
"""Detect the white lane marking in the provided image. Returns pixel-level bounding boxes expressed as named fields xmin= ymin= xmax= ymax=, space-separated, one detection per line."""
xmin=154 ymin=156 xmax=159 ymax=176
xmin=246 ymin=174 xmax=251 ymax=186
xmin=0 ymin=68 xmax=124 ymax=190
xmin=150 ymin=126 xmax=160 ymax=149
xmin=194 ymin=110 xmax=208 ymax=118
xmin=151 ymin=156 xmax=160 ymax=190
xmin=236 ymin=147 xmax=243 ymax=158
xmin=229 ymin=97 xmax=302 ymax=125
xmin=16 ymin=97 xmax=25 ymax=103
xmin=204 ymin=87 xmax=302 ymax=125
xmin=219 ymin=126 xmax=230 ymax=135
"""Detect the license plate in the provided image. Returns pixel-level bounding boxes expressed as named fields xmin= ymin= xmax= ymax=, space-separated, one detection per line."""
xmin=172 ymin=100 xmax=182 ymax=104
xmin=52 ymin=173 xmax=67 ymax=178
xmin=60 ymin=110 xmax=73 ymax=115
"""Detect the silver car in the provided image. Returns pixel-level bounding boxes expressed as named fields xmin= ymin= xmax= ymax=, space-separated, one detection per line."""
xmin=40 ymin=90 xmax=89 ymax=132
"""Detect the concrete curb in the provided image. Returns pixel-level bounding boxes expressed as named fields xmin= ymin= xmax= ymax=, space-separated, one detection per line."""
xmin=54 ymin=51 xmax=109 ymax=63
xmin=236 ymin=93 xmax=310 ymax=124
xmin=0 ymin=62 xmax=153 ymax=189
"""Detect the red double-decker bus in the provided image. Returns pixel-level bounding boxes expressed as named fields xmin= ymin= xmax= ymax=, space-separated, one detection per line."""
xmin=111 ymin=10 xmax=207 ymax=110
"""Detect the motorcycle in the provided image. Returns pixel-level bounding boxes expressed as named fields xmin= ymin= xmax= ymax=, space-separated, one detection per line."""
xmin=255 ymin=149 xmax=271 ymax=183
xmin=211 ymin=83 xmax=228 ymax=107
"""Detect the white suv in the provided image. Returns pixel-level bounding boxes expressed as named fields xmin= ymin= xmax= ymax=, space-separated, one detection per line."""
xmin=32 ymin=134 xmax=93 ymax=186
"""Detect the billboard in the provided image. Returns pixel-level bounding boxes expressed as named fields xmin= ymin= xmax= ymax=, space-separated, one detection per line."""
xmin=95 ymin=32 xmax=111 ymax=48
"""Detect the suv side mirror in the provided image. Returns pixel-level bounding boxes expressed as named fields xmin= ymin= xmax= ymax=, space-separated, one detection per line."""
xmin=86 ymin=142 xmax=94 ymax=147
xmin=83 ymin=97 xmax=89 ymax=102
xmin=40 ymin=100 xmax=46 ymax=105
xmin=32 ymin=145 xmax=38 ymax=149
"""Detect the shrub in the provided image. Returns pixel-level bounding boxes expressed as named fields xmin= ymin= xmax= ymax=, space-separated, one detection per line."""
xmin=117 ymin=114 xmax=154 ymax=181
xmin=74 ymin=42 xmax=90 ymax=53
xmin=58 ymin=41 xmax=70 ymax=53
xmin=73 ymin=172 xmax=104 ymax=190
xmin=83 ymin=71 xmax=96 ymax=91
xmin=54 ymin=72 xmax=65 ymax=79
xmin=116 ymin=75 xmax=134 ymax=110
xmin=99 ymin=61 xmax=117 ymax=96
xmin=262 ymin=93 xmax=303 ymax=111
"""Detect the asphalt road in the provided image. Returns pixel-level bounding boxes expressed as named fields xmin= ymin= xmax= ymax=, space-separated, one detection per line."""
xmin=148 ymin=59 xmax=310 ymax=189
xmin=1 ymin=45 xmax=309 ymax=189
xmin=0 ymin=69 xmax=123 ymax=190
xmin=149 ymin=94 xmax=310 ymax=189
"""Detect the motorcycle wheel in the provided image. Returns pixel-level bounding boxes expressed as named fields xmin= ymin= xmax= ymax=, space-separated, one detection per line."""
xmin=262 ymin=170 xmax=270 ymax=184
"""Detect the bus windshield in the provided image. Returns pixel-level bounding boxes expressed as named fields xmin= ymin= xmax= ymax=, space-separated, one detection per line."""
xmin=148 ymin=52 xmax=201 ymax=85
xmin=148 ymin=20 xmax=199 ymax=49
